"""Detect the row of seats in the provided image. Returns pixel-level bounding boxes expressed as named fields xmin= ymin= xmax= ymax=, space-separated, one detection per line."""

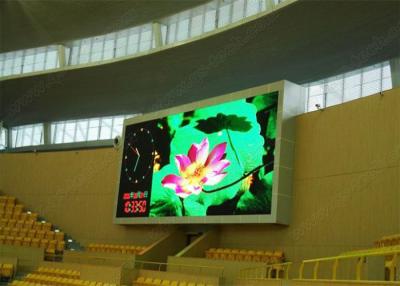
xmin=0 ymin=263 xmax=14 ymax=280
xmin=0 ymin=195 xmax=16 ymax=205
xmin=87 ymin=243 xmax=146 ymax=254
xmin=375 ymin=234 xmax=400 ymax=247
xmin=134 ymin=277 xmax=213 ymax=286
xmin=0 ymin=203 xmax=24 ymax=213
xmin=23 ymin=273 xmax=117 ymax=286
xmin=0 ymin=193 xmax=69 ymax=258
xmin=0 ymin=227 xmax=64 ymax=241
xmin=0 ymin=210 xmax=39 ymax=221
xmin=11 ymin=281 xmax=49 ymax=286
xmin=36 ymin=267 xmax=80 ymax=279
xmin=1 ymin=218 xmax=53 ymax=231
xmin=0 ymin=235 xmax=65 ymax=254
xmin=205 ymin=248 xmax=284 ymax=263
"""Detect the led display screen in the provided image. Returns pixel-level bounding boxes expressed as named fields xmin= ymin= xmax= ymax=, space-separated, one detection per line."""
xmin=116 ymin=91 xmax=278 ymax=219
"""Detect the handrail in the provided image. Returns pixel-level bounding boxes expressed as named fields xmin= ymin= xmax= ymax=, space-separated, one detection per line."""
xmin=134 ymin=260 xmax=224 ymax=276
xmin=299 ymin=247 xmax=400 ymax=282
xmin=341 ymin=245 xmax=400 ymax=256
xmin=238 ymin=262 xmax=292 ymax=279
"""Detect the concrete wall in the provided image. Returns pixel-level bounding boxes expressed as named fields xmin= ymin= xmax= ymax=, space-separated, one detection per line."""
xmin=0 ymin=147 xmax=174 ymax=247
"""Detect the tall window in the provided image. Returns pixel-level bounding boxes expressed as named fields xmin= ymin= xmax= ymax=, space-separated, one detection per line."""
xmin=11 ymin=124 xmax=44 ymax=148
xmin=51 ymin=115 xmax=135 ymax=144
xmin=1 ymin=0 xmax=288 ymax=76
xmin=67 ymin=24 xmax=154 ymax=66
xmin=162 ymin=0 xmax=275 ymax=45
xmin=304 ymin=61 xmax=392 ymax=112
xmin=0 ymin=128 xmax=7 ymax=150
xmin=0 ymin=46 xmax=59 ymax=77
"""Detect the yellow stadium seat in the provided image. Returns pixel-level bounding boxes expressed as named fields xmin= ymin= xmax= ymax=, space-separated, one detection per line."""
xmin=187 ymin=283 xmax=196 ymax=286
xmin=45 ymin=231 xmax=55 ymax=240
xmin=46 ymin=240 xmax=57 ymax=253
xmin=10 ymin=227 xmax=19 ymax=236
xmin=39 ymin=239 xmax=49 ymax=249
xmin=56 ymin=241 xmax=65 ymax=252
xmin=4 ymin=212 xmax=13 ymax=219
xmin=244 ymin=250 xmax=256 ymax=261
xmin=33 ymin=222 xmax=42 ymax=231
xmin=153 ymin=278 xmax=162 ymax=285
xmin=0 ymin=234 xmax=6 ymax=243
xmin=19 ymin=228 xmax=28 ymax=237
xmin=14 ymin=204 xmax=24 ymax=212
xmin=5 ymin=235 xmax=14 ymax=245
xmin=5 ymin=205 xmax=15 ymax=213
xmin=0 ymin=218 xmax=7 ymax=227
xmin=6 ymin=196 xmax=16 ymax=205
xmin=28 ymin=229 xmax=36 ymax=238
xmin=14 ymin=236 xmax=23 ymax=246
xmin=0 ymin=263 xmax=14 ymax=278
xmin=36 ymin=230 xmax=45 ymax=239
xmin=16 ymin=219 xmax=25 ymax=228
xmin=22 ymin=237 xmax=32 ymax=246
xmin=42 ymin=222 xmax=52 ymax=231
xmin=31 ymin=238 xmax=40 ymax=247
xmin=262 ymin=251 xmax=272 ymax=263
xmin=55 ymin=231 xmax=64 ymax=241
xmin=12 ymin=212 xmax=21 ymax=220
xmin=220 ymin=248 xmax=230 ymax=260
xmin=236 ymin=249 xmax=247 ymax=261
xmin=161 ymin=280 xmax=171 ymax=286
xmin=7 ymin=219 xmax=16 ymax=228
xmin=2 ymin=226 xmax=10 ymax=236
xmin=253 ymin=250 xmax=264 ymax=262
xmin=26 ymin=212 xmax=38 ymax=221
xmin=19 ymin=212 xmax=27 ymax=221
xmin=214 ymin=248 xmax=224 ymax=260
xmin=24 ymin=220 xmax=33 ymax=229
xmin=170 ymin=281 xmax=178 ymax=286
xmin=178 ymin=282 xmax=187 ymax=286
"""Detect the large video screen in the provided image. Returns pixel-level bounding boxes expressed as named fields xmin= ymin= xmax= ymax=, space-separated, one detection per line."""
xmin=116 ymin=91 xmax=278 ymax=219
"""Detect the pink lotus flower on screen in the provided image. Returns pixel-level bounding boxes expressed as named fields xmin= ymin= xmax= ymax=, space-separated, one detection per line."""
xmin=162 ymin=138 xmax=230 ymax=198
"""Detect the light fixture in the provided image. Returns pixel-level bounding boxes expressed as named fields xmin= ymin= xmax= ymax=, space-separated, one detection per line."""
xmin=315 ymin=104 xmax=323 ymax=111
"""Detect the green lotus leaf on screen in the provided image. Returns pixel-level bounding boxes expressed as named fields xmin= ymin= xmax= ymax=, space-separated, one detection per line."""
xmin=236 ymin=171 xmax=273 ymax=214
xmin=167 ymin=113 xmax=184 ymax=135
xmin=183 ymin=196 xmax=208 ymax=216
xmin=251 ymin=92 xmax=279 ymax=112
xmin=149 ymin=164 xmax=183 ymax=217
xmin=266 ymin=109 xmax=277 ymax=140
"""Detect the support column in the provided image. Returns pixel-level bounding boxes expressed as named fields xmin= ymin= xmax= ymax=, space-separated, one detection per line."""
xmin=265 ymin=0 xmax=275 ymax=11
xmin=152 ymin=22 xmax=163 ymax=48
xmin=57 ymin=44 xmax=67 ymax=67
xmin=43 ymin=122 xmax=52 ymax=145
xmin=389 ymin=57 xmax=400 ymax=88
xmin=7 ymin=127 xmax=12 ymax=150
xmin=0 ymin=122 xmax=7 ymax=150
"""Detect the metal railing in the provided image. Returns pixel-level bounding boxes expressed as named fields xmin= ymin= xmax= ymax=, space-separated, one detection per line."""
xmin=134 ymin=260 xmax=224 ymax=276
xmin=238 ymin=262 xmax=292 ymax=280
xmin=299 ymin=245 xmax=400 ymax=282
